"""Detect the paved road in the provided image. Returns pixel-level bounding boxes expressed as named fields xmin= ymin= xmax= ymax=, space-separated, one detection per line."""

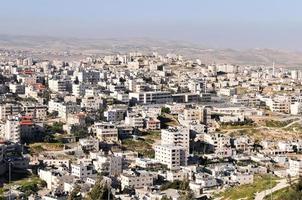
xmin=283 ymin=118 xmax=302 ymax=128
xmin=254 ymin=179 xmax=288 ymax=200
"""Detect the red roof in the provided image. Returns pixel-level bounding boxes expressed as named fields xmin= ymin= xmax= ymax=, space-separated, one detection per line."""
xmin=20 ymin=121 xmax=34 ymax=125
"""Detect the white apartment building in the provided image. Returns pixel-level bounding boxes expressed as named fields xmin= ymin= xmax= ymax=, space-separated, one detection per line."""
xmin=154 ymin=144 xmax=187 ymax=170
xmin=0 ymin=103 xmax=22 ymax=121
xmin=48 ymin=79 xmax=68 ymax=93
xmin=0 ymin=116 xmax=21 ymax=143
xmin=266 ymin=96 xmax=291 ymax=113
xmin=93 ymin=122 xmax=118 ymax=143
xmin=9 ymin=83 xmax=25 ymax=94
xmin=93 ymin=154 xmax=122 ymax=176
xmin=84 ymin=88 xmax=102 ymax=97
xmin=48 ymin=100 xmax=80 ymax=120
xmin=220 ymin=115 xmax=244 ymax=123
xmin=188 ymin=79 xmax=206 ymax=93
xmin=287 ymin=158 xmax=302 ymax=177
xmin=154 ymin=126 xmax=190 ymax=169
xmin=104 ymin=106 xmax=127 ymax=122
xmin=38 ymin=169 xmax=64 ymax=190
xmin=81 ymin=95 xmax=103 ymax=112
xmin=124 ymin=112 xmax=144 ymax=129
xmin=121 ymin=170 xmax=156 ymax=190
xmin=72 ymin=83 xmax=85 ymax=97
xmin=230 ymin=173 xmax=254 ymax=185
xmin=161 ymin=127 xmax=190 ymax=153
xmin=116 ymin=93 xmax=129 ymax=103
xmin=290 ymin=102 xmax=302 ymax=115
xmin=178 ymin=107 xmax=204 ymax=126
xmin=71 ymin=163 xmax=95 ymax=179
xmin=216 ymin=64 xmax=238 ymax=73
xmin=218 ymin=88 xmax=237 ymax=96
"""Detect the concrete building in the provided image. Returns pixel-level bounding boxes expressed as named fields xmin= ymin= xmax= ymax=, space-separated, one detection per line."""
xmin=48 ymin=100 xmax=80 ymax=121
xmin=48 ymin=79 xmax=69 ymax=93
xmin=0 ymin=116 xmax=21 ymax=143
xmin=154 ymin=144 xmax=187 ymax=170
xmin=81 ymin=96 xmax=103 ymax=112
xmin=71 ymin=163 xmax=95 ymax=179
xmin=161 ymin=127 xmax=190 ymax=153
xmin=124 ymin=112 xmax=144 ymax=129
xmin=0 ymin=102 xmax=22 ymax=121
xmin=129 ymin=91 xmax=172 ymax=104
xmin=104 ymin=106 xmax=127 ymax=122
xmin=72 ymin=83 xmax=85 ymax=97
xmin=121 ymin=170 xmax=156 ymax=190
xmin=93 ymin=122 xmax=118 ymax=143
xmin=287 ymin=158 xmax=302 ymax=177
xmin=93 ymin=154 xmax=122 ymax=176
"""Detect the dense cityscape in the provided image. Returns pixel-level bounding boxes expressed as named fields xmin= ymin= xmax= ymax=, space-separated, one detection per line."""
xmin=0 ymin=49 xmax=301 ymax=200
xmin=1 ymin=0 xmax=302 ymax=199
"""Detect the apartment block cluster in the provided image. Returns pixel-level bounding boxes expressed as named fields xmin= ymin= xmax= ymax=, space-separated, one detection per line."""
xmin=0 ymin=50 xmax=302 ymax=200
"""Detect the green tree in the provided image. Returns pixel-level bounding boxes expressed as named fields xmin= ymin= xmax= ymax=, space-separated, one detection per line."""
xmin=161 ymin=107 xmax=171 ymax=114
xmin=68 ymin=185 xmax=82 ymax=200
xmin=180 ymin=190 xmax=194 ymax=200
xmin=179 ymin=178 xmax=189 ymax=190
xmin=86 ymin=180 xmax=113 ymax=200
xmin=161 ymin=195 xmax=172 ymax=200
xmin=47 ymin=122 xmax=63 ymax=133
xmin=71 ymin=125 xmax=88 ymax=138
xmin=48 ymin=110 xmax=59 ymax=118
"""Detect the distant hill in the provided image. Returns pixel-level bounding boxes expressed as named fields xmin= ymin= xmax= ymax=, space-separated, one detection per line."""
xmin=0 ymin=34 xmax=302 ymax=68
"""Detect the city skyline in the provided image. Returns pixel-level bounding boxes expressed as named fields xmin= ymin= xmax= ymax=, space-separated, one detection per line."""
xmin=1 ymin=0 xmax=302 ymax=50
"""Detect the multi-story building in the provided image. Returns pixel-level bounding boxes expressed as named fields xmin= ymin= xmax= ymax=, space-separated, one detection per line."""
xmin=9 ymin=83 xmax=25 ymax=94
xmin=218 ymin=88 xmax=237 ymax=96
xmin=72 ymin=83 xmax=85 ymax=97
xmin=71 ymin=163 xmax=95 ymax=179
xmin=48 ymin=79 xmax=69 ymax=93
xmin=48 ymin=100 xmax=80 ymax=120
xmin=129 ymin=91 xmax=172 ymax=104
xmin=287 ymin=158 xmax=302 ymax=177
xmin=154 ymin=144 xmax=187 ymax=170
xmin=188 ymin=79 xmax=206 ymax=93
xmin=145 ymin=118 xmax=161 ymax=130
xmin=120 ymin=170 xmax=156 ymax=190
xmin=161 ymin=127 xmax=190 ymax=153
xmin=21 ymin=102 xmax=47 ymax=120
xmin=77 ymin=70 xmax=100 ymax=83
xmin=104 ymin=106 xmax=127 ymax=122
xmin=124 ymin=112 xmax=144 ymax=129
xmin=172 ymin=93 xmax=200 ymax=103
xmin=93 ymin=154 xmax=122 ymax=176
xmin=93 ymin=122 xmax=118 ymax=143
xmin=81 ymin=96 xmax=103 ymax=112
xmin=0 ymin=102 xmax=22 ymax=121
xmin=0 ymin=116 xmax=21 ymax=143
xmin=38 ymin=169 xmax=64 ymax=190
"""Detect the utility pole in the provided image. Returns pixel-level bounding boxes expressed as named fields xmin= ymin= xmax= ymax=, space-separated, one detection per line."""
xmin=270 ymin=171 xmax=273 ymax=200
xmin=9 ymin=161 xmax=11 ymax=200
xmin=269 ymin=165 xmax=272 ymax=200
xmin=107 ymin=182 xmax=111 ymax=200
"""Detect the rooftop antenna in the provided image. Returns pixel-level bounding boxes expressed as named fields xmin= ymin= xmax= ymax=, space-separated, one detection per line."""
xmin=272 ymin=61 xmax=275 ymax=77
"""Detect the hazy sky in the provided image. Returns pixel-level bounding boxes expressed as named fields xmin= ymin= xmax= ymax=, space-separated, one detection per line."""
xmin=1 ymin=0 xmax=302 ymax=50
